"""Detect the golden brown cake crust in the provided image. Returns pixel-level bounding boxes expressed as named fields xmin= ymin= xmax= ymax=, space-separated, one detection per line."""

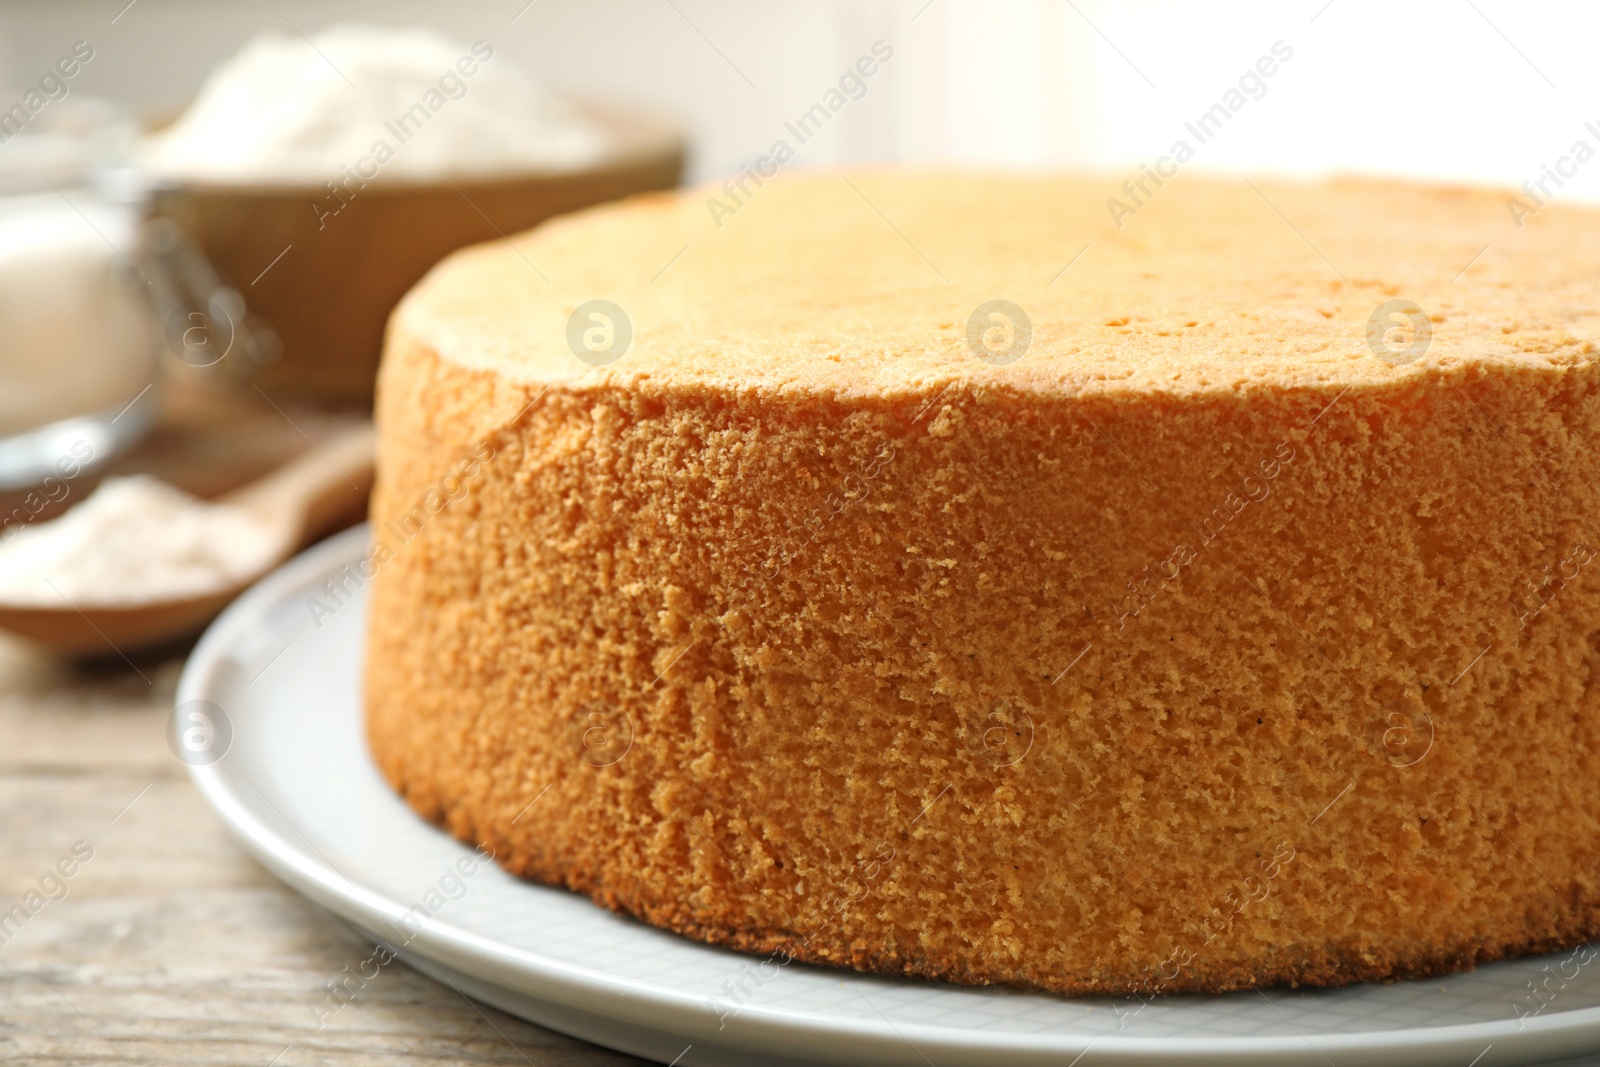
xmin=365 ymin=173 xmax=1600 ymax=996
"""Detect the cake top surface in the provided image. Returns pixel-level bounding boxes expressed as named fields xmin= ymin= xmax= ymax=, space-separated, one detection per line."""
xmin=393 ymin=171 xmax=1600 ymax=400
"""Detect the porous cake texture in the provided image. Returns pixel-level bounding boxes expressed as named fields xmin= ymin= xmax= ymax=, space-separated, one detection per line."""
xmin=366 ymin=172 xmax=1600 ymax=995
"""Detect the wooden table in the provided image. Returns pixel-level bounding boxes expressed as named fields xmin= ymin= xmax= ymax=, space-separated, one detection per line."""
xmin=0 ymin=637 xmax=647 ymax=1066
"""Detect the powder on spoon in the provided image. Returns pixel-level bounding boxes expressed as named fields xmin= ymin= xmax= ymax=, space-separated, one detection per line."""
xmin=0 ymin=475 xmax=281 ymax=607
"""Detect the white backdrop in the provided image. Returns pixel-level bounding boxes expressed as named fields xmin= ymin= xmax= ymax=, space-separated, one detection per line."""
xmin=1 ymin=0 xmax=1596 ymax=206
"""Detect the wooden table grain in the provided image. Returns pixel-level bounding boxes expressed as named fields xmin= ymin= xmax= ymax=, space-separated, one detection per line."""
xmin=0 ymin=616 xmax=646 ymax=1067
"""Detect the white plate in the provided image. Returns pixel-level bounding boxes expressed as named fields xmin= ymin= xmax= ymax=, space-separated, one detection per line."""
xmin=179 ymin=526 xmax=1600 ymax=1067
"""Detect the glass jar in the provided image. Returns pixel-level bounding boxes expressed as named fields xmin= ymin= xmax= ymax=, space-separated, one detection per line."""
xmin=0 ymin=95 xmax=161 ymax=492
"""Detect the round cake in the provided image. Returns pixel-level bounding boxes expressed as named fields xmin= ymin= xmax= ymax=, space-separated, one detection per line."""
xmin=365 ymin=172 xmax=1600 ymax=995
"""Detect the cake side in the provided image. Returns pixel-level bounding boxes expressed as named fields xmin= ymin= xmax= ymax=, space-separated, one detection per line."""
xmin=367 ymin=304 xmax=1600 ymax=994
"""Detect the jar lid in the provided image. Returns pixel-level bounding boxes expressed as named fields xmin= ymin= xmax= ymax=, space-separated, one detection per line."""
xmin=0 ymin=96 xmax=135 ymax=195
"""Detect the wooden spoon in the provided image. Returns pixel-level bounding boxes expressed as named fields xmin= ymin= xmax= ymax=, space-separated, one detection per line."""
xmin=0 ymin=423 xmax=374 ymax=656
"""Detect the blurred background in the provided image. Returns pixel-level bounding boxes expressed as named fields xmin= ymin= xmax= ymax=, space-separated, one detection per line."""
xmin=4 ymin=0 xmax=1599 ymax=190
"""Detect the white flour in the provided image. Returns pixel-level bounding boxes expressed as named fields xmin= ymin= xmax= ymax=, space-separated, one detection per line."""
xmin=141 ymin=24 xmax=611 ymax=183
xmin=0 ymin=475 xmax=280 ymax=606
xmin=0 ymin=194 xmax=156 ymax=435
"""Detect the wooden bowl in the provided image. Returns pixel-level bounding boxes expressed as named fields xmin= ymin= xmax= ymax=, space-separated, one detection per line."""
xmin=147 ymin=101 xmax=683 ymax=404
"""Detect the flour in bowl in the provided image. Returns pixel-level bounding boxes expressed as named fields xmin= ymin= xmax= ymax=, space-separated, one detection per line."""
xmin=140 ymin=24 xmax=612 ymax=184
